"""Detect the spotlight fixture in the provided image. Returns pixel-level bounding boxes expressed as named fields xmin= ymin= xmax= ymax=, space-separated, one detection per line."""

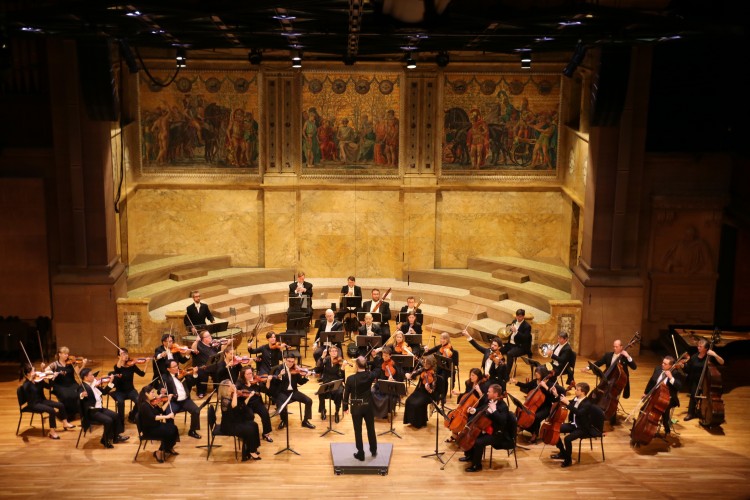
xmin=562 ymin=41 xmax=586 ymax=78
xmin=435 ymin=50 xmax=449 ymax=68
xmin=175 ymin=47 xmax=187 ymax=68
xmin=405 ymin=54 xmax=417 ymax=69
xmin=248 ymin=49 xmax=262 ymax=65
xmin=291 ymin=50 xmax=302 ymax=68
xmin=520 ymin=50 xmax=531 ymax=69
xmin=343 ymin=54 xmax=356 ymax=66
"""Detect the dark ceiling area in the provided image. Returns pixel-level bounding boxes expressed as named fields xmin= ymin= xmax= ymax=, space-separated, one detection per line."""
xmin=1 ymin=0 xmax=745 ymax=64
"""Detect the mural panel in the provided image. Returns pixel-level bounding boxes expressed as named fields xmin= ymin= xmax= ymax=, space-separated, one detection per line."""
xmin=442 ymin=74 xmax=561 ymax=174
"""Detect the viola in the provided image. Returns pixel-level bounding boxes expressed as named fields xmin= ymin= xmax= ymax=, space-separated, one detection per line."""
xmin=65 ymin=355 xmax=86 ymax=366
xmin=440 ymin=343 xmax=453 ymax=358
xmin=588 ymin=331 xmax=641 ymax=419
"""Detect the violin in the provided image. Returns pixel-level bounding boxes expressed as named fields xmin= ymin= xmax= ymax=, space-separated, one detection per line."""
xmin=170 ymin=344 xmax=192 ymax=354
xmin=381 ymin=358 xmax=397 ymax=379
xmin=420 ymin=368 xmax=435 ymax=393
xmin=33 ymin=371 xmax=59 ymax=383
xmin=96 ymin=374 xmax=122 ymax=385
xmin=269 ymin=342 xmax=289 ymax=351
xmin=210 ymin=338 xmax=231 ymax=348
xmin=489 ymin=351 xmax=504 ymax=364
xmin=440 ymin=343 xmax=453 ymax=358
xmin=247 ymin=374 xmax=269 ymax=384
xmin=124 ymin=357 xmax=152 ymax=367
xmin=233 ymin=355 xmax=258 ymax=365
xmin=149 ymin=395 xmax=170 ymax=407
xmin=65 ymin=355 xmax=86 ymax=366
xmin=236 ymin=389 xmax=255 ymax=398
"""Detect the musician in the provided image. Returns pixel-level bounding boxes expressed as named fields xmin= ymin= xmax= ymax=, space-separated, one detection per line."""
xmin=79 ymin=368 xmax=128 ymax=448
xmin=313 ymin=308 xmax=343 ymax=363
xmin=137 ymin=384 xmax=178 ymax=463
xmin=462 ymin=330 xmax=508 ymax=391
xmin=45 ymin=346 xmax=86 ymax=419
xmin=643 ymin=356 xmax=682 ymax=437
xmin=501 ymin=309 xmax=533 ymax=373
xmin=459 ymin=383 xmax=514 ymax=472
xmin=218 ymin=380 xmax=262 ymax=461
xmin=424 ymin=332 xmax=455 ymax=403
xmin=154 ymin=333 xmax=191 ymax=377
xmin=399 ymin=312 xmax=422 ymax=336
xmin=267 ymin=352 xmax=316 ymax=430
xmin=390 ymin=331 xmax=416 ymax=358
xmin=343 ymin=356 xmax=378 ymax=460
xmin=315 ymin=344 xmax=346 ymax=422
xmin=399 ymin=296 xmax=423 ymax=315
xmin=550 ymin=382 xmax=593 ymax=468
xmin=201 ymin=345 xmax=244 ymax=384
xmin=510 ymin=365 xmax=554 ymax=443
xmin=162 ymin=360 xmax=202 ymax=439
xmin=583 ymin=339 xmax=637 ymax=424
xmin=357 ymin=313 xmax=383 ymax=357
xmin=190 ymin=329 xmax=221 ymax=398
xmin=371 ymin=346 xmax=404 ymax=419
xmin=340 ymin=275 xmax=362 ymax=305
xmin=362 ymin=288 xmax=392 ymax=341
xmin=184 ymin=290 xmax=215 ymax=334
xmin=550 ymin=332 xmax=576 ymax=385
xmin=248 ymin=331 xmax=287 ymax=377
xmin=112 ymin=348 xmax=146 ymax=426
xmin=20 ymin=365 xmax=76 ymax=439
xmin=236 ymin=367 xmax=273 ymax=443
xmin=289 ymin=271 xmax=313 ymax=314
xmin=684 ymin=338 xmax=725 ymax=421
xmin=403 ymin=355 xmax=439 ymax=429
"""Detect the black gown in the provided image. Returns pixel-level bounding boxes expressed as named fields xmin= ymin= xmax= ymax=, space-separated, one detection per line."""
xmin=220 ymin=396 xmax=261 ymax=457
xmin=403 ymin=369 xmax=438 ymax=429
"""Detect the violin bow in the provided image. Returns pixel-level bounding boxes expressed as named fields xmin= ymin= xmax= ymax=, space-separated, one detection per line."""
xmin=152 ymin=356 xmax=175 ymax=415
xmin=19 ymin=341 xmax=35 ymax=371
xmin=103 ymin=335 xmax=124 ymax=354
xmin=36 ymin=331 xmax=45 ymax=366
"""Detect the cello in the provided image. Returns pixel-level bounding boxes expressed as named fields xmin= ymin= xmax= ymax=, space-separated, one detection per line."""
xmin=538 ymin=382 xmax=575 ymax=445
xmin=444 ymin=375 xmax=487 ymax=435
xmin=588 ymin=331 xmax=641 ymax=419
xmin=696 ymin=330 xmax=725 ymax=427
xmin=515 ymin=364 xmax=566 ymax=430
xmin=455 ymin=406 xmax=494 ymax=452
xmin=630 ymin=352 xmax=689 ymax=446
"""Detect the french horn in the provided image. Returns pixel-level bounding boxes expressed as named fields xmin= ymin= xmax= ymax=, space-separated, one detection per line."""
xmin=538 ymin=343 xmax=555 ymax=358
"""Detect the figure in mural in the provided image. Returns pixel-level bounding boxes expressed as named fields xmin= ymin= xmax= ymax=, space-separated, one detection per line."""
xmin=384 ymin=110 xmax=399 ymax=166
xmin=227 ymin=108 xmax=246 ymax=166
xmin=303 ymin=108 xmax=322 ymax=167
xmin=337 ymin=118 xmax=359 ymax=163
xmin=662 ymin=225 xmax=713 ymax=275
xmin=530 ymin=112 xmax=557 ymax=169
xmin=242 ymin=111 xmax=259 ymax=166
xmin=318 ymin=119 xmax=337 ymax=161
xmin=358 ymin=114 xmax=376 ymax=162
xmin=374 ymin=116 xmax=388 ymax=164
xmin=467 ymin=108 xmax=490 ymax=168
xmin=153 ymin=108 xmax=171 ymax=164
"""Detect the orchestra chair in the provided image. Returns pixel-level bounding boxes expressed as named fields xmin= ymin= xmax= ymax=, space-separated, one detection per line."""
xmin=132 ymin=411 xmax=156 ymax=462
xmin=576 ymin=405 xmax=606 ymax=463
xmin=206 ymin=405 xmax=238 ymax=461
xmin=510 ymin=333 xmax=534 ymax=378
xmin=450 ymin=349 xmax=460 ymax=395
xmin=486 ymin=412 xmax=519 ymax=469
xmin=75 ymin=399 xmax=104 ymax=448
xmin=15 ymin=386 xmax=49 ymax=437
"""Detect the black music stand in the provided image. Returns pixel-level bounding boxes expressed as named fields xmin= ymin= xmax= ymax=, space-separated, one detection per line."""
xmin=357 ymin=311 xmax=382 ymax=324
xmin=521 ymin=356 xmax=542 ymax=371
xmin=194 ymin=389 xmax=219 ymax=450
xmin=272 ymin=392 xmax=300 ymax=456
xmin=279 ymin=332 xmax=306 ymax=355
xmin=587 ymin=361 xmax=605 ymax=380
xmin=434 ymin=354 xmax=453 ymax=401
xmin=422 ymin=395 xmax=448 ymax=464
xmin=288 ymin=296 xmax=306 ymax=312
xmin=356 ymin=335 xmax=382 ymax=357
xmin=341 ymin=295 xmax=362 ymax=312
xmin=392 ymin=354 xmax=415 ymax=372
xmin=205 ymin=322 xmax=229 ymax=334
xmin=319 ymin=331 xmax=344 ymax=352
xmin=317 ymin=379 xmax=345 ymax=437
xmin=404 ymin=333 xmax=423 ymax=347
xmin=377 ymin=379 xmax=406 ymax=439
xmin=398 ymin=312 xmax=424 ymax=325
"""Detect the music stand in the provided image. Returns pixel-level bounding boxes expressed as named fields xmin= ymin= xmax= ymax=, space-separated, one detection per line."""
xmin=521 ymin=356 xmax=542 ymax=371
xmin=392 ymin=354 xmax=415 ymax=373
xmin=342 ymin=295 xmax=362 ymax=311
xmin=286 ymin=315 xmax=309 ymax=333
xmin=422 ymin=394 xmax=448 ymax=464
xmin=398 ymin=312 xmax=424 ymax=325
xmin=194 ymin=389 xmax=218 ymax=450
xmin=377 ymin=379 xmax=406 ymax=439
xmin=317 ymin=379 xmax=345 ymax=437
xmin=279 ymin=332 xmax=306 ymax=356
xmin=288 ymin=296 xmax=304 ymax=312
xmin=404 ymin=334 xmax=423 ymax=347
xmin=357 ymin=312 xmax=382 ymax=324
xmin=206 ymin=322 xmax=229 ymax=334
xmin=587 ymin=361 xmax=605 ymax=380
xmin=319 ymin=331 xmax=344 ymax=348
xmin=272 ymin=392 xmax=299 ymax=456
xmin=356 ymin=335 xmax=382 ymax=357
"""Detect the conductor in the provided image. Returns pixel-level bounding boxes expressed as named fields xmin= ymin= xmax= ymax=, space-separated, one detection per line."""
xmin=343 ymin=356 xmax=377 ymax=461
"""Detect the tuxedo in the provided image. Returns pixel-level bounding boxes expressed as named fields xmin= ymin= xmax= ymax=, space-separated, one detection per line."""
xmin=269 ymin=364 xmax=313 ymax=423
xmin=357 ymin=323 xmax=385 ymax=356
xmin=399 ymin=321 xmax=422 ymax=335
xmin=644 ymin=366 xmax=682 ymax=434
xmin=153 ymin=344 xmax=190 ymax=377
xmin=551 ymin=342 xmax=576 ymax=384
xmin=556 ymin=396 xmax=594 ymax=462
xmin=361 ymin=300 xmax=392 ymax=325
xmin=80 ymin=382 xmax=123 ymax=445
xmin=313 ymin=318 xmax=344 ymax=363
xmin=289 ymin=281 xmax=313 ymax=313
xmin=340 ymin=284 xmax=362 ymax=307
xmin=183 ymin=302 xmax=215 ymax=329
xmin=501 ymin=320 xmax=532 ymax=356
xmin=592 ymin=351 xmax=637 ymax=398
xmin=465 ymin=399 xmax=515 ymax=467
xmin=468 ymin=338 xmax=508 ymax=390
xmin=162 ymin=373 xmax=201 ymax=432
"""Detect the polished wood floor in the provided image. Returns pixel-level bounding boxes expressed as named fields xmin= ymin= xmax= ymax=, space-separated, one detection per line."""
xmin=3 ymin=327 xmax=750 ymax=499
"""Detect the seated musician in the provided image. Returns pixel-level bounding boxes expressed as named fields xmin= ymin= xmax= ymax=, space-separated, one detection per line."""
xmin=399 ymin=296 xmax=423 ymax=316
xmin=200 ymin=345 xmax=245 ymax=385
xmin=218 ymin=380 xmax=261 ymax=461
xmin=112 ymin=348 xmax=146 ymax=426
xmin=510 ymin=365 xmax=553 ymax=443
xmin=550 ymin=382 xmax=592 ymax=468
xmin=190 ymin=329 xmax=222 ymax=398
xmin=315 ymin=344 xmax=347 ymax=422
xmin=154 ymin=333 xmax=191 ymax=378
xmin=643 ymin=356 xmax=682 ymax=437
xmin=362 ymin=288 xmax=392 ymax=342
xmin=371 ymin=346 xmax=404 ymax=419
xmin=550 ymin=331 xmax=576 ymax=385
xmin=403 ymin=355 xmax=439 ymax=429
xmin=357 ymin=313 xmax=383 ymax=357
xmin=399 ymin=312 xmax=422 ymax=336
xmin=45 ymin=346 xmax=86 ymax=420
xmin=313 ymin=308 xmax=343 ymax=363
xmin=459 ymin=383 xmax=515 ymax=472
xmin=340 ymin=275 xmax=362 ymax=307
xmin=501 ymin=309 xmax=533 ymax=374
xmin=462 ymin=329 xmax=508 ymax=391
xmin=137 ymin=384 xmax=178 ymax=463
xmin=684 ymin=337 xmax=724 ymax=422
xmin=236 ymin=367 xmax=273 ymax=443
xmin=248 ymin=331 xmax=288 ymax=377
xmin=79 ymin=368 xmax=128 ymax=448
xmin=20 ymin=364 xmax=76 ymax=439
xmin=184 ymin=290 xmax=215 ymax=335
xmin=390 ymin=331 xmax=416 ymax=358
xmin=161 ymin=360 xmax=202 ymax=439
xmin=424 ymin=332 xmax=454 ymax=403
xmin=582 ymin=339 xmax=637 ymax=424
xmin=266 ymin=352 xmax=316 ymax=430
xmin=448 ymin=368 xmax=490 ymax=443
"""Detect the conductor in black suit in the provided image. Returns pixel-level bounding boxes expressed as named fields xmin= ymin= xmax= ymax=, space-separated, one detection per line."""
xmin=343 ymin=356 xmax=377 ymax=460
xmin=501 ymin=309 xmax=533 ymax=373
xmin=362 ymin=288 xmax=392 ymax=340
xmin=184 ymin=290 xmax=215 ymax=334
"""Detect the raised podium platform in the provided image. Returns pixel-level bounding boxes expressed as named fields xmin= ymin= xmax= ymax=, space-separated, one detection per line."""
xmin=330 ymin=443 xmax=393 ymax=476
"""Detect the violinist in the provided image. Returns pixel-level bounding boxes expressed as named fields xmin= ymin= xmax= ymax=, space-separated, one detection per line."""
xmin=137 ymin=384 xmax=178 ymax=463
xmin=184 ymin=290 xmax=215 ymax=335
xmin=191 ymin=329 xmax=221 ymax=398
xmin=267 ymin=352 xmax=316 ymax=430
xmin=248 ymin=331 xmax=287 ymax=376
xmin=202 ymin=345 xmax=244 ymax=384
xmin=343 ymin=356 xmax=378 ymax=461
xmin=79 ymin=368 xmax=128 ymax=448
xmin=236 ymin=367 xmax=273 ymax=442
xmin=462 ymin=330 xmax=507 ymax=391
xmin=510 ymin=365 xmax=554 ymax=443
xmin=642 ymin=356 xmax=682 ymax=437
xmin=684 ymin=338 xmax=724 ymax=422
xmin=218 ymin=380 xmax=261 ymax=461
xmin=45 ymin=346 xmax=87 ymax=420
xmin=20 ymin=364 xmax=76 ymax=439
xmin=550 ymin=332 xmax=576 ymax=385
xmin=371 ymin=346 xmax=404 ymax=419
xmin=550 ymin=382 xmax=592 ymax=468
xmin=113 ymin=348 xmax=146 ymax=426
xmin=403 ymin=354 xmax=439 ymax=429
xmin=362 ymin=288 xmax=392 ymax=341
xmin=582 ymin=339 xmax=637 ymax=424
xmin=163 ymin=360 xmax=202 ymax=439
xmin=459 ymin=384 xmax=514 ymax=472
xmin=424 ymin=331 xmax=454 ymax=403
xmin=313 ymin=308 xmax=343 ymax=363
xmin=154 ymin=333 xmax=190 ymax=376
xmin=315 ymin=344 xmax=346 ymax=422
xmin=501 ymin=309 xmax=533 ymax=374
xmin=390 ymin=331 xmax=416 ymax=359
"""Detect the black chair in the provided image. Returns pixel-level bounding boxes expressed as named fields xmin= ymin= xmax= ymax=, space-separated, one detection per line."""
xmin=15 ymin=386 xmax=48 ymax=437
xmin=206 ymin=405 xmax=238 ymax=461
xmin=132 ymin=409 xmax=156 ymax=461
xmin=75 ymin=399 xmax=104 ymax=448
xmin=577 ymin=404 xmax=605 ymax=463
xmin=487 ymin=412 xmax=519 ymax=469
xmin=451 ymin=349 xmax=460 ymax=394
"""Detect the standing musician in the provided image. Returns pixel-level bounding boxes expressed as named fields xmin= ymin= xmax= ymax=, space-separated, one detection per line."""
xmin=161 ymin=360 xmax=202 ymax=439
xmin=315 ymin=344 xmax=347 ymax=422
xmin=582 ymin=339 xmax=637 ymax=424
xmin=313 ymin=308 xmax=343 ymax=363
xmin=510 ymin=365 xmax=554 ymax=443
xmin=248 ymin=331 xmax=288 ymax=376
xmin=550 ymin=382 xmax=592 ymax=468
xmin=184 ymin=290 xmax=215 ymax=334
xmin=112 ymin=348 xmax=146 ymax=426
xmin=462 ymin=329 xmax=508 ymax=391
xmin=20 ymin=365 xmax=76 ymax=439
xmin=684 ymin=338 xmax=724 ymax=421
xmin=289 ymin=271 xmax=313 ymax=315
xmin=236 ymin=367 xmax=273 ymax=443
xmin=459 ymin=384 xmax=515 ymax=472
xmin=501 ymin=309 xmax=533 ymax=374
xmin=218 ymin=380 xmax=262 ymax=461
xmin=45 ymin=346 xmax=87 ymax=420
xmin=137 ymin=384 xmax=178 ymax=463
xmin=642 ymin=356 xmax=682 ymax=437
xmin=343 ymin=356 xmax=378 ymax=461
xmin=550 ymin=332 xmax=576 ymax=385
xmin=371 ymin=346 xmax=404 ymax=419
xmin=190 ymin=329 xmax=222 ymax=398
xmin=362 ymin=288 xmax=392 ymax=341
xmin=403 ymin=354 xmax=439 ymax=429
xmin=423 ymin=331 xmax=454 ymax=403
xmin=79 ymin=368 xmax=129 ymax=448
xmin=154 ymin=333 xmax=191 ymax=377
xmin=267 ymin=352 xmax=316 ymax=430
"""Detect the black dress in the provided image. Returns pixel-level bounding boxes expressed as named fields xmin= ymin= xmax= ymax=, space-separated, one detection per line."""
xmin=138 ymin=401 xmax=178 ymax=452
xmin=315 ymin=357 xmax=345 ymax=414
xmin=403 ymin=369 xmax=438 ymax=429
xmin=48 ymin=362 xmax=81 ymax=418
xmin=371 ymin=358 xmax=404 ymax=419
xmin=220 ymin=396 xmax=261 ymax=458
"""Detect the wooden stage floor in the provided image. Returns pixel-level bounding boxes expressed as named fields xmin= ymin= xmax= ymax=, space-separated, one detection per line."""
xmin=2 ymin=328 xmax=749 ymax=499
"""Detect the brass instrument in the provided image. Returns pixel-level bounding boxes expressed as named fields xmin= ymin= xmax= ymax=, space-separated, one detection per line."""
xmin=538 ymin=343 xmax=556 ymax=358
xmin=497 ymin=321 xmax=516 ymax=342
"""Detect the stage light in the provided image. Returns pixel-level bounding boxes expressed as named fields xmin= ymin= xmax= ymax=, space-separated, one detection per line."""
xmin=291 ymin=50 xmax=302 ymax=68
xmin=405 ymin=54 xmax=416 ymax=69
xmin=248 ymin=49 xmax=262 ymax=65
xmin=175 ymin=48 xmax=187 ymax=68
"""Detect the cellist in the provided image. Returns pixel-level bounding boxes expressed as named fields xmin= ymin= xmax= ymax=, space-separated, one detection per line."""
xmin=642 ymin=356 xmax=682 ymax=437
xmin=510 ymin=365 xmax=554 ymax=443
xmin=549 ymin=382 xmax=593 ymax=468
xmin=458 ymin=384 xmax=515 ymax=472
xmin=684 ymin=338 xmax=724 ymax=422
xmin=582 ymin=339 xmax=637 ymax=424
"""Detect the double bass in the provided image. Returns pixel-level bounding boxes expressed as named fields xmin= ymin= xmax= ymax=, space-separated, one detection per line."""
xmin=695 ymin=331 xmax=725 ymax=427
xmin=588 ymin=331 xmax=641 ymax=419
